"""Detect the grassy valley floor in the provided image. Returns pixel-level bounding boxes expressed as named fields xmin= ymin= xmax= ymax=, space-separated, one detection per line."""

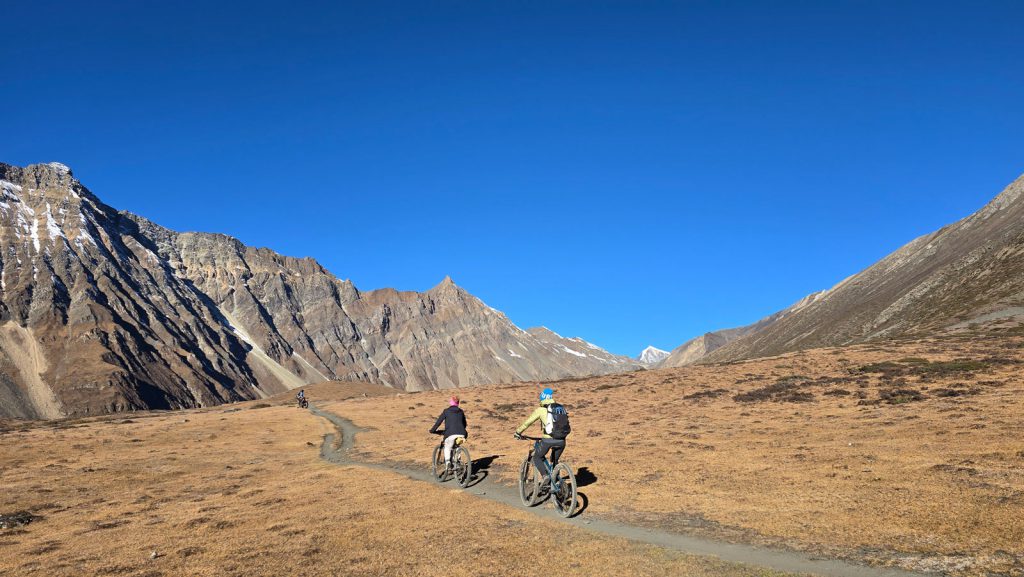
xmin=0 ymin=385 xmax=793 ymax=577
xmin=2 ymin=334 xmax=1023 ymax=576
xmin=328 ymin=334 xmax=1024 ymax=576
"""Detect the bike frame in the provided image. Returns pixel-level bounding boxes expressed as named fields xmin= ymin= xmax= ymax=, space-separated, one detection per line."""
xmin=520 ymin=436 xmax=564 ymax=493
xmin=432 ymin=432 xmax=472 ymax=487
xmin=432 ymin=433 xmax=468 ymax=465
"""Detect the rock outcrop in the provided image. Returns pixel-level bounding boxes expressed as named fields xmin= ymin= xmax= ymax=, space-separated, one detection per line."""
xmin=0 ymin=163 xmax=268 ymax=419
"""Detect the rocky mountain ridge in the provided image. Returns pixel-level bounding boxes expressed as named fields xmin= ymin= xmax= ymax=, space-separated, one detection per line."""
xmin=661 ymin=173 xmax=1024 ymax=365
xmin=0 ymin=162 xmax=634 ymax=419
xmin=658 ymin=290 xmax=828 ymax=367
xmin=525 ymin=326 xmax=640 ymax=371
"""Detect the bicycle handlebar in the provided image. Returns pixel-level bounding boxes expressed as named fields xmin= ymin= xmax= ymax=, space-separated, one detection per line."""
xmin=516 ymin=434 xmax=543 ymax=441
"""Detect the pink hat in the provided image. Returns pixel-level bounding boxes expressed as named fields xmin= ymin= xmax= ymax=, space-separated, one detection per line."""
xmin=449 ymin=396 xmax=460 ymax=406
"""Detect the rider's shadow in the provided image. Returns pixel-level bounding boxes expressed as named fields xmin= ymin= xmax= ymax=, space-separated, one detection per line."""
xmin=575 ymin=467 xmax=598 ymax=487
xmin=467 ymin=455 xmax=500 ymax=487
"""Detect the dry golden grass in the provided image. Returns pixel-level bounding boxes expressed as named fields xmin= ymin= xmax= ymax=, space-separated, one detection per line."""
xmin=333 ymin=334 xmax=1024 ymax=576
xmin=0 ymin=385 xmax=792 ymax=577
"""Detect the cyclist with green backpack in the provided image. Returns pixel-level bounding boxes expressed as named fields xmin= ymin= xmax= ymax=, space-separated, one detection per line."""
xmin=514 ymin=387 xmax=571 ymax=483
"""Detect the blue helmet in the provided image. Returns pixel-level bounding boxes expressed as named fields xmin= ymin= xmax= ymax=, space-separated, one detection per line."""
xmin=539 ymin=387 xmax=554 ymax=401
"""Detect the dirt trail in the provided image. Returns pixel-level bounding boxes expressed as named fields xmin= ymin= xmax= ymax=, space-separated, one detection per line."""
xmin=309 ymin=404 xmax=927 ymax=577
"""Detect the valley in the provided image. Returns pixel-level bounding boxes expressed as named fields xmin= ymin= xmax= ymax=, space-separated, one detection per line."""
xmin=3 ymin=333 xmax=1021 ymax=576
xmin=328 ymin=332 xmax=1024 ymax=576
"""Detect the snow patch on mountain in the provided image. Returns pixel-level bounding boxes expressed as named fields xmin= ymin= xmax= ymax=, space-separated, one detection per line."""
xmin=560 ymin=345 xmax=587 ymax=358
xmin=44 ymin=204 xmax=64 ymax=242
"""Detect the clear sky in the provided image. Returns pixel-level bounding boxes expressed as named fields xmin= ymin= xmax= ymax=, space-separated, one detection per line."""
xmin=2 ymin=1 xmax=1022 ymax=356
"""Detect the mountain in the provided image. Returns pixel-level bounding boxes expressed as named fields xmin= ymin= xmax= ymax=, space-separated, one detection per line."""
xmin=659 ymin=291 xmax=828 ymax=367
xmin=637 ymin=345 xmax=669 ymax=365
xmin=691 ymin=173 xmax=1024 ymax=364
xmin=526 ymin=327 xmax=641 ymax=372
xmin=0 ymin=162 xmax=634 ymax=419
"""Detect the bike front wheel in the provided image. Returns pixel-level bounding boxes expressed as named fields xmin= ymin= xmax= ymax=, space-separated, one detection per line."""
xmin=454 ymin=446 xmax=472 ymax=488
xmin=518 ymin=455 xmax=541 ymax=506
xmin=551 ymin=463 xmax=577 ymax=517
xmin=431 ymin=444 xmax=447 ymax=482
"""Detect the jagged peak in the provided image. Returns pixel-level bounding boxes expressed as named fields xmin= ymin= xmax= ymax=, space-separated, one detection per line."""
xmin=0 ymin=162 xmax=87 ymax=203
xmin=638 ymin=345 xmax=670 ymax=364
xmin=43 ymin=162 xmax=72 ymax=175
xmin=429 ymin=275 xmax=461 ymax=293
xmin=21 ymin=162 xmax=75 ymax=180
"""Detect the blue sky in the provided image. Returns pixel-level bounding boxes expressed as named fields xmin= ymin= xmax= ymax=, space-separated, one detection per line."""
xmin=2 ymin=1 xmax=1022 ymax=356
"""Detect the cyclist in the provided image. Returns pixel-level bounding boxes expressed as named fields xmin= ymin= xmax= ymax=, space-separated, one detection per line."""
xmin=429 ymin=396 xmax=467 ymax=471
xmin=296 ymin=390 xmax=306 ymax=407
xmin=514 ymin=387 xmax=567 ymax=483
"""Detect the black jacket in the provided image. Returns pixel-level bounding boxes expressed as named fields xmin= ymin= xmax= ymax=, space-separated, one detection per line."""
xmin=430 ymin=406 xmax=467 ymax=438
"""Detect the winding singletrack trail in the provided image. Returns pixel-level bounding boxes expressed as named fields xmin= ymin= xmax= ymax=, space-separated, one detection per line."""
xmin=309 ymin=404 xmax=926 ymax=577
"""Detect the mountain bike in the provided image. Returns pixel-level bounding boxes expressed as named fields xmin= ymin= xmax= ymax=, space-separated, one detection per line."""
xmin=516 ymin=435 xmax=577 ymax=517
xmin=297 ymin=397 xmax=308 ymax=409
xmin=431 ymin=434 xmax=472 ymax=488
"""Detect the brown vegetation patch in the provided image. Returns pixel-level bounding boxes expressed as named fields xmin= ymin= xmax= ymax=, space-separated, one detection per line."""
xmin=684 ymin=388 xmax=730 ymax=400
xmin=878 ymin=388 xmax=926 ymax=404
xmin=0 ymin=511 xmax=38 ymax=530
xmin=733 ymin=376 xmax=815 ymax=403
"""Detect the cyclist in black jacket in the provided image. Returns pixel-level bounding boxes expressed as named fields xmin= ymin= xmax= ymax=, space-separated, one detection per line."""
xmin=429 ymin=396 xmax=468 ymax=471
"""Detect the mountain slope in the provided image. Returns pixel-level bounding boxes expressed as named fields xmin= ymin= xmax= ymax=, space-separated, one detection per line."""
xmin=0 ymin=162 xmax=635 ymax=418
xmin=660 ymin=291 xmax=828 ymax=367
xmin=702 ymin=173 xmax=1024 ymax=363
xmin=138 ymin=219 xmax=638 ymax=391
xmin=0 ymin=163 xmax=270 ymax=419
xmin=525 ymin=327 xmax=641 ymax=373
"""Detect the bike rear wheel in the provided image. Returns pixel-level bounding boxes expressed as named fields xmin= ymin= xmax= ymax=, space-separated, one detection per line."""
xmin=454 ymin=446 xmax=472 ymax=488
xmin=551 ymin=463 xmax=577 ymax=517
xmin=431 ymin=444 xmax=447 ymax=482
xmin=518 ymin=455 xmax=541 ymax=506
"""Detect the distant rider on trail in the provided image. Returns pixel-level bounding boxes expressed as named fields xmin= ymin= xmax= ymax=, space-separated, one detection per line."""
xmin=296 ymin=390 xmax=307 ymax=408
xmin=429 ymin=396 xmax=468 ymax=472
xmin=514 ymin=387 xmax=570 ymax=483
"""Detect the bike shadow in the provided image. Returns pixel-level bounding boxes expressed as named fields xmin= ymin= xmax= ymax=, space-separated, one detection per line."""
xmin=574 ymin=492 xmax=589 ymax=516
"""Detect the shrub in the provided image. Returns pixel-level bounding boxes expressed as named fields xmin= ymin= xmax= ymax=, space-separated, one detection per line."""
xmin=684 ymin=388 xmax=729 ymax=400
xmin=879 ymin=388 xmax=925 ymax=404
xmin=734 ymin=377 xmax=815 ymax=403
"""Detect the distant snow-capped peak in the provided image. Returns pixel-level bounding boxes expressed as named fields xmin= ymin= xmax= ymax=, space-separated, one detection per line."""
xmin=638 ymin=345 xmax=670 ymax=365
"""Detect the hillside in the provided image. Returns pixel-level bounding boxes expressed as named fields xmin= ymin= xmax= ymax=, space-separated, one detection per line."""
xmin=662 ymin=174 xmax=1024 ymax=365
